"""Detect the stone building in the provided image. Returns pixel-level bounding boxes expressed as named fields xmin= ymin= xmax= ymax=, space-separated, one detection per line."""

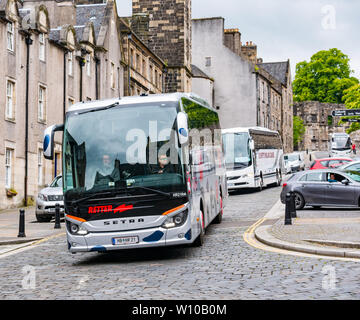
xmin=131 ymin=0 xmax=192 ymax=93
xmin=119 ymin=17 xmax=165 ymax=96
xmin=294 ymin=101 xmax=349 ymax=152
xmin=0 ymin=0 xmax=164 ymax=209
xmin=191 ymin=17 xmax=293 ymax=152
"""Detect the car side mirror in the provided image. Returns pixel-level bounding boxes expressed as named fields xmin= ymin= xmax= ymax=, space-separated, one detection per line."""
xmin=341 ymin=179 xmax=350 ymax=185
xmin=249 ymin=140 xmax=255 ymax=150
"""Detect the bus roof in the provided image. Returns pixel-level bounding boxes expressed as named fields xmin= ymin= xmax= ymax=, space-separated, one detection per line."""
xmin=221 ymin=127 xmax=279 ymax=135
xmin=67 ymin=93 xmax=212 ymax=113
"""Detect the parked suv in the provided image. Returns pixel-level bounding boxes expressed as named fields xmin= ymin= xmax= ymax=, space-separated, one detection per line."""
xmin=284 ymin=152 xmax=305 ymax=173
xmin=36 ymin=175 xmax=64 ymax=222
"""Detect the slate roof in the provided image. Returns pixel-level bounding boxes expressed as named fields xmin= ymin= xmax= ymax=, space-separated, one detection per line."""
xmin=258 ymin=61 xmax=289 ymax=86
xmin=191 ymin=64 xmax=212 ymax=80
xmin=76 ymin=3 xmax=106 ymax=39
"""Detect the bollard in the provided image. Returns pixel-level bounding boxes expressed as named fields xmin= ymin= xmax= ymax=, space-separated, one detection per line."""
xmin=284 ymin=193 xmax=292 ymax=225
xmin=290 ymin=192 xmax=297 ymax=218
xmin=18 ymin=209 xmax=26 ymax=237
xmin=54 ymin=203 xmax=61 ymax=229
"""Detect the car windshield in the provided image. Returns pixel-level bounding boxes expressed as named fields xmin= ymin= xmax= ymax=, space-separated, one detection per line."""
xmin=222 ymin=132 xmax=252 ymax=169
xmin=343 ymin=170 xmax=360 ymax=182
xmin=63 ymin=102 xmax=186 ymax=198
xmin=50 ymin=176 xmax=62 ymax=188
xmin=286 ymin=154 xmax=299 ymax=161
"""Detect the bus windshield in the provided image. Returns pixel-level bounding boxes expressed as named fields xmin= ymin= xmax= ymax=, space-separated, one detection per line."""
xmin=222 ymin=132 xmax=252 ymax=169
xmin=63 ymin=102 xmax=186 ymax=199
xmin=332 ymin=135 xmax=351 ymax=150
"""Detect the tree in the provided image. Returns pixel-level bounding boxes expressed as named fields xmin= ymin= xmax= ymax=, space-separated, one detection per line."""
xmin=293 ymin=116 xmax=305 ymax=149
xmin=293 ymin=48 xmax=359 ymax=103
xmin=343 ymin=84 xmax=360 ymax=134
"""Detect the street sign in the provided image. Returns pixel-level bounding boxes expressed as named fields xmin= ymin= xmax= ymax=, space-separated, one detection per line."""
xmin=341 ymin=118 xmax=360 ymax=123
xmin=332 ymin=110 xmax=360 ymax=117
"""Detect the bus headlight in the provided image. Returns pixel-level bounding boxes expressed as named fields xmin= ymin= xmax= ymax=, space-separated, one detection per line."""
xmin=67 ymin=221 xmax=89 ymax=235
xmin=162 ymin=210 xmax=188 ymax=229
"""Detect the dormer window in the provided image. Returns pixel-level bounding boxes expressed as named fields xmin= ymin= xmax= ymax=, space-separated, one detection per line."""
xmin=7 ymin=22 xmax=14 ymax=52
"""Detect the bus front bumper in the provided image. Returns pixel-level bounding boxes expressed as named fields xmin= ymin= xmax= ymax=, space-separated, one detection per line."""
xmin=226 ymin=176 xmax=256 ymax=190
xmin=66 ymin=223 xmax=195 ymax=253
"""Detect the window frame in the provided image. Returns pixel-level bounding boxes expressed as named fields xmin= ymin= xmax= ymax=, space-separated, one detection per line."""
xmin=68 ymin=51 xmax=73 ymax=76
xmin=39 ymin=33 xmax=46 ymax=62
xmin=6 ymin=80 xmax=15 ymax=120
xmin=38 ymin=85 xmax=47 ymax=122
xmin=5 ymin=148 xmax=13 ymax=189
xmin=7 ymin=22 xmax=15 ymax=52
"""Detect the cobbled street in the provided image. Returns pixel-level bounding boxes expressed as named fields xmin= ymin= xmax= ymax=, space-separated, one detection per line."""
xmin=1 ymin=186 xmax=360 ymax=300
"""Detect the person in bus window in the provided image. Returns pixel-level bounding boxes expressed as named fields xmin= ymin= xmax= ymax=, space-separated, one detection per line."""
xmin=151 ymin=154 xmax=172 ymax=174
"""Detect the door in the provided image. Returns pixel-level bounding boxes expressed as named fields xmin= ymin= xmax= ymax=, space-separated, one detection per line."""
xmin=325 ymin=172 xmax=356 ymax=206
xmin=297 ymin=172 xmax=327 ymax=204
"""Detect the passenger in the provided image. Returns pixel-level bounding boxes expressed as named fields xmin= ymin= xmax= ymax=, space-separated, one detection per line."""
xmin=152 ymin=154 xmax=171 ymax=174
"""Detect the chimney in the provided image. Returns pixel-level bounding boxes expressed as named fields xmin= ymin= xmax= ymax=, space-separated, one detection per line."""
xmin=241 ymin=41 xmax=257 ymax=64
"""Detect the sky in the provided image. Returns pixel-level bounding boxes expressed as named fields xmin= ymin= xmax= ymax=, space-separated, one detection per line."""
xmin=117 ymin=0 xmax=360 ymax=80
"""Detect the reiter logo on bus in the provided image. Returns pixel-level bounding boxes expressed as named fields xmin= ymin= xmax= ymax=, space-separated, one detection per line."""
xmin=88 ymin=204 xmax=134 ymax=214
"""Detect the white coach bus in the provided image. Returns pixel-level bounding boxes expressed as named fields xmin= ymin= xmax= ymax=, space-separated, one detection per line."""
xmin=222 ymin=127 xmax=284 ymax=191
xmin=43 ymin=93 xmax=227 ymax=253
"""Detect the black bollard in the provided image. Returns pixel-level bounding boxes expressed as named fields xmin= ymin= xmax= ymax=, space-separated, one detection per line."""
xmin=284 ymin=193 xmax=292 ymax=225
xmin=18 ymin=209 xmax=26 ymax=237
xmin=54 ymin=203 xmax=61 ymax=229
xmin=290 ymin=192 xmax=297 ymax=218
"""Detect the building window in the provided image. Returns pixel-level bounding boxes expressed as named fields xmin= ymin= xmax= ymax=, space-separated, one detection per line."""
xmin=130 ymin=49 xmax=134 ymax=68
xmin=5 ymin=149 xmax=13 ymax=189
xmin=68 ymin=51 xmax=73 ymax=76
xmin=6 ymin=80 xmax=15 ymax=120
xmin=38 ymin=86 xmax=46 ymax=122
xmin=155 ymin=69 xmax=158 ymax=87
xmin=7 ymin=22 xmax=14 ymax=52
xmin=110 ymin=62 xmax=115 ymax=89
xmin=205 ymin=57 xmax=211 ymax=67
xmin=149 ymin=65 xmax=153 ymax=83
xmin=38 ymin=149 xmax=43 ymax=185
xmin=86 ymin=54 xmax=91 ymax=76
xmin=136 ymin=54 xmax=140 ymax=73
xmin=39 ymin=33 xmax=45 ymax=61
xmin=142 ymin=59 xmax=147 ymax=78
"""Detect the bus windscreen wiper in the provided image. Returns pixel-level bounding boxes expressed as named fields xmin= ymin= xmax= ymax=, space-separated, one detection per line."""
xmin=70 ymin=188 xmax=131 ymax=205
xmin=78 ymin=102 xmax=120 ymax=115
xmin=127 ymin=186 xmax=172 ymax=198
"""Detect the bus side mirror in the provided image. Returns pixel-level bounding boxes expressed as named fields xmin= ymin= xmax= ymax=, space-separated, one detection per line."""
xmin=43 ymin=124 xmax=64 ymax=160
xmin=249 ymin=140 xmax=255 ymax=150
xmin=177 ymin=112 xmax=189 ymax=145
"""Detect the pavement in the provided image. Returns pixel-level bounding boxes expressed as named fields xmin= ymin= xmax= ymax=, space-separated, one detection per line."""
xmin=0 ymin=206 xmax=64 ymax=254
xmin=254 ymin=200 xmax=360 ymax=259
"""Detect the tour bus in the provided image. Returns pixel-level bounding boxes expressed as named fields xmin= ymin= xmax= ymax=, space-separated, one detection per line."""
xmin=222 ymin=127 xmax=284 ymax=191
xmin=43 ymin=93 xmax=227 ymax=253
xmin=330 ymin=132 xmax=352 ymax=156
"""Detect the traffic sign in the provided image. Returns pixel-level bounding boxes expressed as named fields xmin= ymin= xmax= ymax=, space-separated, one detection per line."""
xmin=332 ymin=110 xmax=360 ymax=117
xmin=341 ymin=118 xmax=360 ymax=123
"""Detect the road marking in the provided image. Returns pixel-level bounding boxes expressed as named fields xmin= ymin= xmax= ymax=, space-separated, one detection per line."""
xmin=243 ymin=212 xmax=360 ymax=263
xmin=0 ymin=232 xmax=65 ymax=260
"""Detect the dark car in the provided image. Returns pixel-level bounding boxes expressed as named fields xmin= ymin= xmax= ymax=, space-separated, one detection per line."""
xmin=281 ymin=169 xmax=360 ymax=210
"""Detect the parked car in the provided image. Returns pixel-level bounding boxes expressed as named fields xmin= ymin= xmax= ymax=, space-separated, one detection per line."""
xmin=338 ymin=160 xmax=360 ymax=172
xmin=284 ymin=152 xmax=305 ymax=173
xmin=309 ymin=158 xmax=353 ymax=170
xmin=281 ymin=169 xmax=360 ymax=210
xmin=36 ymin=175 xmax=64 ymax=222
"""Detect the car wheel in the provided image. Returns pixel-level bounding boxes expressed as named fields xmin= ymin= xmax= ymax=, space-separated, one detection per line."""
xmin=193 ymin=210 xmax=205 ymax=247
xmin=294 ymin=192 xmax=305 ymax=210
xmin=213 ymin=196 xmax=223 ymax=224
xmin=36 ymin=214 xmax=52 ymax=223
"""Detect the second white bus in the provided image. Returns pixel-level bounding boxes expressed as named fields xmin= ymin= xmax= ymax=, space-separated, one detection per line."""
xmin=222 ymin=127 xmax=284 ymax=191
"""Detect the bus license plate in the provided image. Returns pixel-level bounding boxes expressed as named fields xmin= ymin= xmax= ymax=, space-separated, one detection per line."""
xmin=112 ymin=236 xmax=139 ymax=245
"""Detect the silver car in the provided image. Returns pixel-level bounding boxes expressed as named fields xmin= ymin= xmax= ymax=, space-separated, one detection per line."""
xmin=36 ymin=175 xmax=64 ymax=222
xmin=280 ymin=169 xmax=360 ymax=210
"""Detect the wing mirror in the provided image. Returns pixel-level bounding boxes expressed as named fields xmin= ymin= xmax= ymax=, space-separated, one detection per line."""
xmin=43 ymin=124 xmax=64 ymax=160
xmin=249 ymin=139 xmax=255 ymax=150
xmin=341 ymin=179 xmax=350 ymax=185
xmin=177 ymin=112 xmax=189 ymax=145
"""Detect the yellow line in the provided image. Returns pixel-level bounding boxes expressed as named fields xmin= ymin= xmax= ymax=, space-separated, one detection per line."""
xmin=243 ymin=217 xmax=360 ymax=262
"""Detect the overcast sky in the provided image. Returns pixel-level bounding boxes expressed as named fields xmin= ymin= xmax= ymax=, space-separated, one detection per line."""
xmin=117 ymin=0 xmax=360 ymax=79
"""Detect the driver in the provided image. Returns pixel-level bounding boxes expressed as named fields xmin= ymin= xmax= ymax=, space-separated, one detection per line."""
xmin=151 ymin=154 xmax=171 ymax=174
xmin=328 ymin=173 xmax=338 ymax=183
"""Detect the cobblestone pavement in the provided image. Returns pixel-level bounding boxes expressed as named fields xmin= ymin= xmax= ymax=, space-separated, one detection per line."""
xmin=0 ymin=186 xmax=360 ymax=300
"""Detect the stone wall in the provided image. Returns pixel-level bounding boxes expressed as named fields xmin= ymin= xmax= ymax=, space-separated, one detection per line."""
xmin=294 ymin=101 xmax=349 ymax=152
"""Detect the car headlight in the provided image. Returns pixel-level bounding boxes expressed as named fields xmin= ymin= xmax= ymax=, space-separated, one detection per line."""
xmin=66 ymin=221 xmax=89 ymax=235
xmin=38 ymin=193 xmax=48 ymax=201
xmin=162 ymin=210 xmax=188 ymax=229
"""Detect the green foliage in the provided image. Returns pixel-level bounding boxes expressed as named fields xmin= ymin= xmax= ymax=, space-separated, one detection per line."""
xmin=293 ymin=116 xmax=305 ymax=148
xmin=293 ymin=48 xmax=359 ymax=103
xmin=343 ymin=84 xmax=360 ymax=134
